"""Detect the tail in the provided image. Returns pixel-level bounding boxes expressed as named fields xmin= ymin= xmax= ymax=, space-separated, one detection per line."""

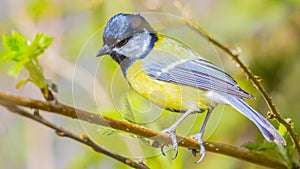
xmin=225 ymin=95 xmax=286 ymax=145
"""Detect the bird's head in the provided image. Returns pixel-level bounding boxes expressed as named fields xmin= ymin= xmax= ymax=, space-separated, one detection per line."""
xmin=96 ymin=13 xmax=157 ymax=64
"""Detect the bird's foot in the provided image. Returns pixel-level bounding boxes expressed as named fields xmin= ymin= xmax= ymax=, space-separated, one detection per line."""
xmin=161 ymin=127 xmax=178 ymax=159
xmin=190 ymin=133 xmax=206 ymax=163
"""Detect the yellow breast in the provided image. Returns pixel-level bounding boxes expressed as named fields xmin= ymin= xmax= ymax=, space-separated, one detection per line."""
xmin=126 ymin=60 xmax=210 ymax=112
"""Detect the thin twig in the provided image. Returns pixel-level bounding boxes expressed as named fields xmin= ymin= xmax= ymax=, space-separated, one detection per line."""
xmin=2 ymin=103 xmax=149 ymax=169
xmin=186 ymin=21 xmax=300 ymax=157
xmin=0 ymin=91 xmax=290 ymax=169
xmin=173 ymin=1 xmax=300 ymax=161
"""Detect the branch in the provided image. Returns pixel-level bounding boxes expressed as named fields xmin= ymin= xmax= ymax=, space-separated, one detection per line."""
xmin=173 ymin=0 xmax=300 ymax=162
xmin=0 ymin=91 xmax=289 ymax=169
xmin=1 ymin=103 xmax=149 ymax=169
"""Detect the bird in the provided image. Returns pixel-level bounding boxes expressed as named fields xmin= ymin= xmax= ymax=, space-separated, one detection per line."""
xmin=96 ymin=13 xmax=286 ymax=163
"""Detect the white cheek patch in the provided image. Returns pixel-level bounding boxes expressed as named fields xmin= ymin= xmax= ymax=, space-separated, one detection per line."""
xmin=114 ymin=30 xmax=151 ymax=58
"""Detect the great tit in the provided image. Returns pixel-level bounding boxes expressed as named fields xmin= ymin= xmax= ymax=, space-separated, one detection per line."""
xmin=96 ymin=13 xmax=286 ymax=162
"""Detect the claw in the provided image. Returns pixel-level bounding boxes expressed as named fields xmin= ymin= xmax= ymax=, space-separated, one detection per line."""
xmin=196 ymin=141 xmax=205 ymax=164
xmin=160 ymin=145 xmax=167 ymax=156
xmin=191 ymin=149 xmax=197 ymax=157
xmin=148 ymin=139 xmax=168 ymax=156
xmin=161 ymin=128 xmax=179 ymax=159
xmin=190 ymin=133 xmax=206 ymax=163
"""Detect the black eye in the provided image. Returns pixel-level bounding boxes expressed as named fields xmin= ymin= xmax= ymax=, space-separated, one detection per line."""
xmin=116 ymin=37 xmax=131 ymax=48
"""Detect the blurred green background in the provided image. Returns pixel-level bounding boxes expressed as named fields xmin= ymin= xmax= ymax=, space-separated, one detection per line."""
xmin=0 ymin=0 xmax=300 ymax=169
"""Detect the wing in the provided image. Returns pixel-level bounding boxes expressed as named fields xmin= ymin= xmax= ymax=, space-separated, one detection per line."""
xmin=141 ymin=35 xmax=253 ymax=99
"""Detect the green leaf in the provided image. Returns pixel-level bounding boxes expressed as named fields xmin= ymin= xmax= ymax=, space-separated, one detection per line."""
xmin=277 ymin=121 xmax=296 ymax=167
xmin=278 ymin=123 xmax=288 ymax=137
xmin=96 ymin=126 xmax=119 ymax=135
xmin=1 ymin=31 xmax=53 ymax=90
xmin=16 ymin=78 xmax=29 ymax=89
xmin=1 ymin=31 xmax=28 ymax=62
xmin=27 ymin=0 xmax=48 ymax=20
xmin=27 ymin=33 xmax=53 ymax=58
xmin=242 ymin=142 xmax=260 ymax=151
xmin=7 ymin=59 xmax=29 ymax=78
xmin=242 ymin=141 xmax=277 ymax=152
xmin=243 ymin=140 xmax=292 ymax=165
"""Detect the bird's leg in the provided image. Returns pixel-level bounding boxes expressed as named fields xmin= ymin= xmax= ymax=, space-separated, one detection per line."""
xmin=161 ymin=108 xmax=194 ymax=159
xmin=190 ymin=108 xmax=213 ymax=163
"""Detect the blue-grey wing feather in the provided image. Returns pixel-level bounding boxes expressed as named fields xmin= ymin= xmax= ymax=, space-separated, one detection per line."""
xmin=142 ymin=43 xmax=253 ymax=99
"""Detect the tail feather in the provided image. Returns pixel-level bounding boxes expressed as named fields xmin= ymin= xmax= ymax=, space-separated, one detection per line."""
xmin=225 ymin=95 xmax=286 ymax=145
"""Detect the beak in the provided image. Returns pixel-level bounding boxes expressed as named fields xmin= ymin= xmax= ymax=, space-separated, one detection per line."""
xmin=96 ymin=44 xmax=110 ymax=57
